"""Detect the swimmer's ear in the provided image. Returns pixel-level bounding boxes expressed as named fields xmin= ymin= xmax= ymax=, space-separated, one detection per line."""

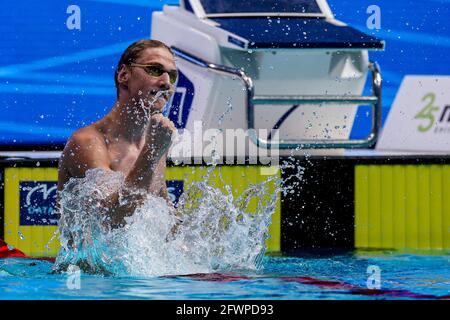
xmin=117 ymin=64 xmax=130 ymax=90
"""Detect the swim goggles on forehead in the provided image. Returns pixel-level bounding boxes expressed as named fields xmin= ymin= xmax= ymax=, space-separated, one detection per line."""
xmin=129 ymin=63 xmax=178 ymax=84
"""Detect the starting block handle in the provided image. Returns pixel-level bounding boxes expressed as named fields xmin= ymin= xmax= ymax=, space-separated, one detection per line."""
xmin=171 ymin=46 xmax=382 ymax=149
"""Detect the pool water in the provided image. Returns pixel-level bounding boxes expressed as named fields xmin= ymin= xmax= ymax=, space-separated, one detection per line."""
xmin=1 ymin=251 xmax=449 ymax=299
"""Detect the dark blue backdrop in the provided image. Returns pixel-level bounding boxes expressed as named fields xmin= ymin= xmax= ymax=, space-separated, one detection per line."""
xmin=0 ymin=0 xmax=449 ymax=148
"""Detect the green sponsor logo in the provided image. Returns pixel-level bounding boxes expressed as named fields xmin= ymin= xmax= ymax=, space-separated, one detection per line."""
xmin=415 ymin=93 xmax=440 ymax=133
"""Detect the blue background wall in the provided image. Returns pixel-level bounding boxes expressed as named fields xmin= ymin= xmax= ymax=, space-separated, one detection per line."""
xmin=0 ymin=0 xmax=449 ymax=148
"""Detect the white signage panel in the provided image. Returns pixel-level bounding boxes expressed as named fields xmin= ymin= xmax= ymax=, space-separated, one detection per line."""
xmin=377 ymin=76 xmax=450 ymax=153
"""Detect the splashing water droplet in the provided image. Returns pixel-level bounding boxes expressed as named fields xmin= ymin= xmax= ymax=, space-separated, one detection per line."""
xmin=53 ymin=168 xmax=280 ymax=276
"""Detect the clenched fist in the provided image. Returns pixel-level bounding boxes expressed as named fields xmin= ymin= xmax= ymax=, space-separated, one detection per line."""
xmin=145 ymin=113 xmax=177 ymax=160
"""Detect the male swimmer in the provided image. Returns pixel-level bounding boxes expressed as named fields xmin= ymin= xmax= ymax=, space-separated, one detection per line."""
xmin=57 ymin=39 xmax=178 ymax=228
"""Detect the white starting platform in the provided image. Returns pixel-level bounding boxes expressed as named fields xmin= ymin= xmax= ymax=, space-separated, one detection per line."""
xmin=153 ymin=0 xmax=384 ymax=158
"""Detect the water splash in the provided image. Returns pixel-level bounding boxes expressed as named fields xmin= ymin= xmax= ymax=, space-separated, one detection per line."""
xmin=53 ymin=166 xmax=280 ymax=276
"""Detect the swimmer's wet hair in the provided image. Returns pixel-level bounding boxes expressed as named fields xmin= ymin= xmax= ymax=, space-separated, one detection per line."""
xmin=114 ymin=39 xmax=174 ymax=98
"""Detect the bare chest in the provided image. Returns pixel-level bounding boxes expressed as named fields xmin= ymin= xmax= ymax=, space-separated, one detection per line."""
xmin=108 ymin=144 xmax=140 ymax=176
xmin=107 ymin=143 xmax=165 ymax=191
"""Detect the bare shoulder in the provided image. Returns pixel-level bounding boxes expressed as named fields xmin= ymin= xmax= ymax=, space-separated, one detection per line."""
xmin=58 ymin=126 xmax=110 ymax=190
xmin=67 ymin=126 xmax=106 ymax=152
